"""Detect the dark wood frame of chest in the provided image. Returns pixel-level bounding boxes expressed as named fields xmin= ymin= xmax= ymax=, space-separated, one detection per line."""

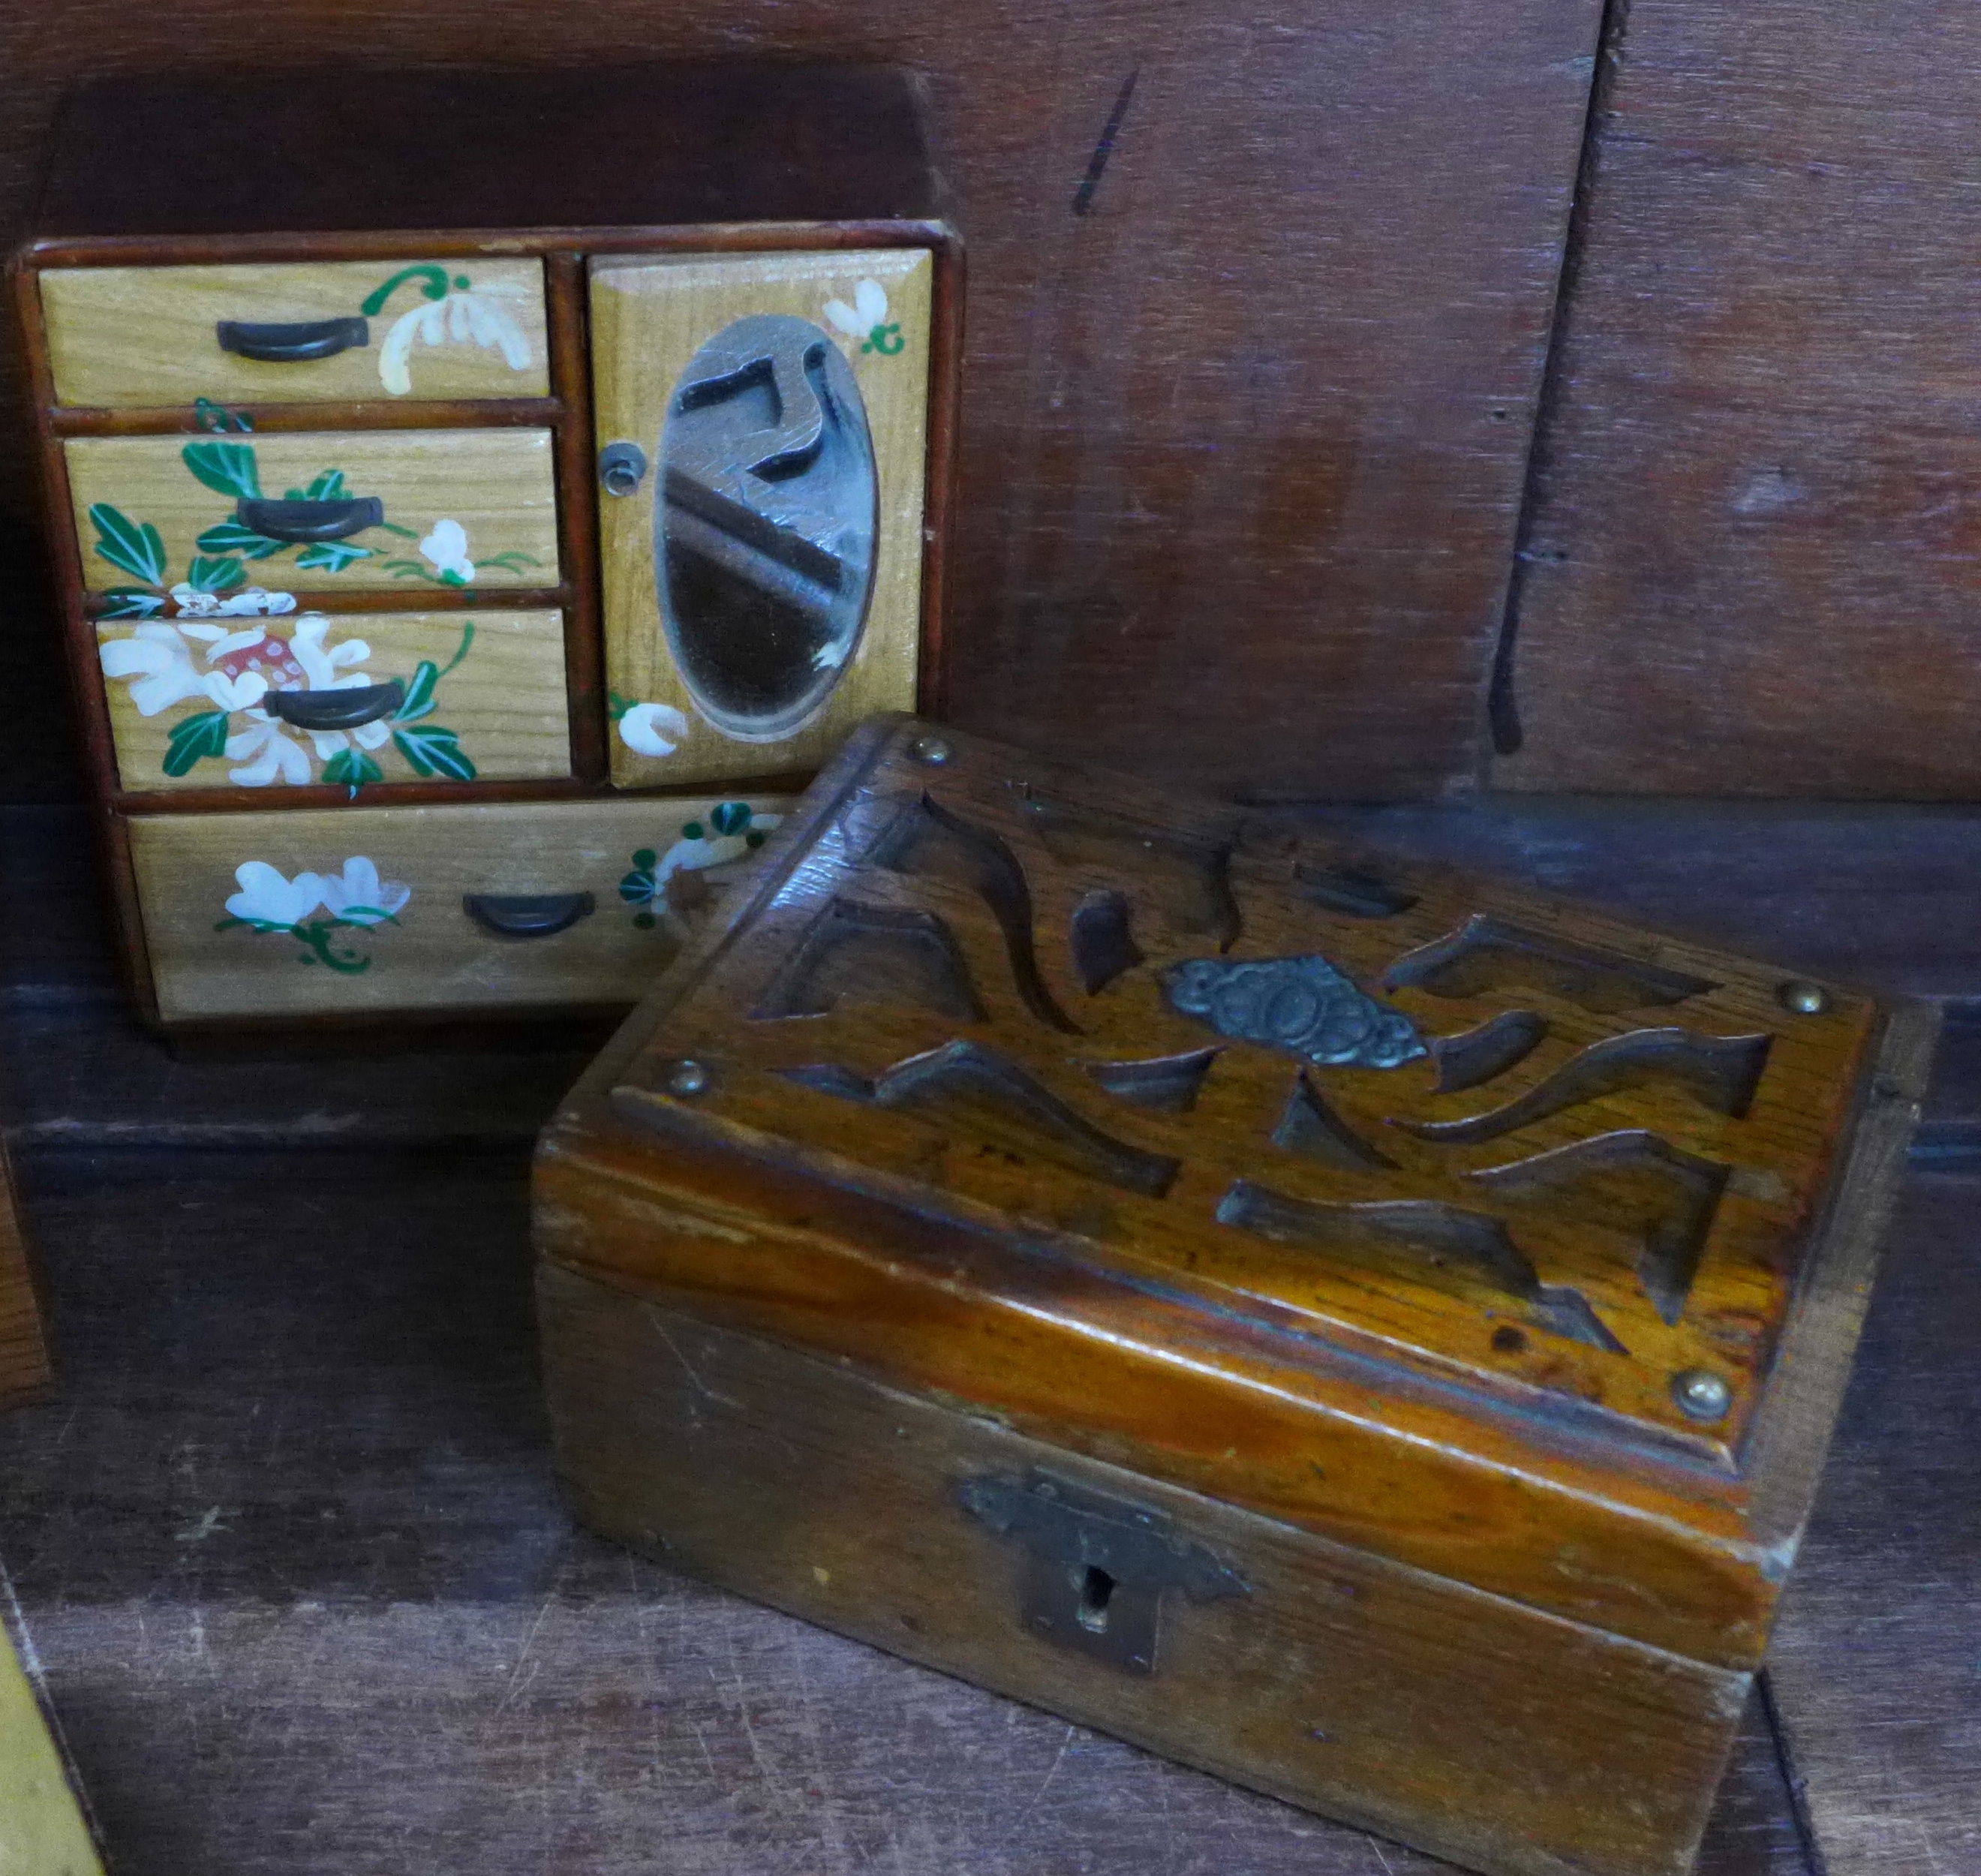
xmin=9 ymin=66 xmax=963 ymax=1033
xmin=534 ymin=714 xmax=1934 ymax=1876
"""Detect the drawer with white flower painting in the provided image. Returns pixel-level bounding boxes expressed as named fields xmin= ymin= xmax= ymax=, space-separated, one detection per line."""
xmin=96 ymin=610 xmax=570 ymax=792
xmin=127 ymin=795 xmax=792 ymax=1023
xmin=65 ymin=429 xmax=561 ymax=600
xmin=17 ymin=63 xmax=961 ymax=1025
xmin=38 ymin=259 xmax=551 ymax=408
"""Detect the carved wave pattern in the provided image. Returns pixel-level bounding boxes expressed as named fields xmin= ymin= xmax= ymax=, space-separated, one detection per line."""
xmin=734 ymin=786 xmax=1777 ymax=1363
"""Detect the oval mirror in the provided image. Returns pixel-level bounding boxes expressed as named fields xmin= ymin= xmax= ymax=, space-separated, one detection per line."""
xmin=656 ymin=313 xmax=879 ymax=742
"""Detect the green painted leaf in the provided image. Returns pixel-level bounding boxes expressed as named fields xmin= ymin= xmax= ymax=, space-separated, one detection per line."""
xmin=195 ymin=519 xmax=285 ymax=560
xmin=323 ymin=748 xmax=384 ymax=792
xmin=632 ymin=848 xmax=657 ymax=870
xmin=181 ymin=440 xmax=263 ymax=500
xmin=185 ymin=554 xmax=247 ymax=595
xmin=89 ymin=504 xmax=167 ymax=586
xmin=681 ymin=822 xmax=705 ymax=841
xmin=295 ymin=542 xmax=371 ymax=573
xmin=101 ymin=588 xmax=167 ymax=619
xmin=711 ymin=801 xmax=752 ymax=837
xmin=392 ymin=660 xmax=440 ymax=723
xmin=392 ymin=723 xmax=476 ymax=782
xmin=305 ymin=468 xmax=347 ymax=501
xmin=162 ymin=708 xmax=232 ymax=777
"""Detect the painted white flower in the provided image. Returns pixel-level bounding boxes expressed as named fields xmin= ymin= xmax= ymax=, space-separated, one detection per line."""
xmin=379 ymin=284 xmax=533 ymax=395
xmin=172 ymin=584 xmax=297 ymax=618
xmin=101 ymin=624 xmax=212 ymax=717
xmin=224 ymin=714 xmax=312 ymax=787
xmin=99 ymin=623 xmax=271 ymax=716
xmin=822 ymin=278 xmax=903 ymax=356
xmin=226 ymin=861 xmax=324 ymax=928
xmin=654 ymin=814 xmax=785 ymax=888
xmin=617 ymin=700 xmax=690 ymax=758
xmin=316 ymin=857 xmax=410 ymax=926
xmin=418 ymin=520 xmax=475 ymax=586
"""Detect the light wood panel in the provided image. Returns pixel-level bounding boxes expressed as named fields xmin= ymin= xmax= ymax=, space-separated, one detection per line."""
xmin=591 ymin=248 xmax=929 ymax=789
xmin=0 ymin=1622 xmax=102 ymax=1876
xmin=64 ymin=428 xmax=559 ymax=594
xmin=96 ymin=609 xmax=571 ymax=792
xmin=129 ymin=795 xmax=793 ymax=1021
xmin=40 ymin=257 xmax=549 ymax=407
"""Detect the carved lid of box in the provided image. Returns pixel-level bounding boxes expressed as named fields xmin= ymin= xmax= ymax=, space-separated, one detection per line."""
xmin=535 ymin=714 xmax=1932 ymax=1671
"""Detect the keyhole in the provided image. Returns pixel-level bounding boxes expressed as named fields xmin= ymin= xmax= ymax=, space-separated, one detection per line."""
xmin=1075 ymin=1565 xmax=1117 ymax=1634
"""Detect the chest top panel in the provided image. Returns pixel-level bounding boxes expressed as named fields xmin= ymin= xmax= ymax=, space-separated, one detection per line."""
xmin=610 ymin=718 xmax=1887 ymax=1471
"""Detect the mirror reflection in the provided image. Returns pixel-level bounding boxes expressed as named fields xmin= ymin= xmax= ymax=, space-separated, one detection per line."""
xmin=657 ymin=313 xmax=879 ymax=742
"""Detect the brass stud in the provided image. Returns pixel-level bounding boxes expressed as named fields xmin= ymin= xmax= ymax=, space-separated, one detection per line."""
xmin=1778 ymin=980 xmax=1830 ymax=1016
xmin=665 ymin=1060 xmax=711 ymax=1098
xmin=1672 ymin=1369 xmax=1733 ymax=1421
xmin=910 ymin=733 xmax=954 ymax=766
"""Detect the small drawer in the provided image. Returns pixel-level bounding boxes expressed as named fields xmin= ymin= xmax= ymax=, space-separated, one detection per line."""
xmin=66 ymin=429 xmax=560 ymax=597
xmin=40 ymin=260 xmax=550 ymax=407
xmin=98 ymin=609 xmax=571 ymax=792
xmin=129 ymin=796 xmax=793 ymax=1022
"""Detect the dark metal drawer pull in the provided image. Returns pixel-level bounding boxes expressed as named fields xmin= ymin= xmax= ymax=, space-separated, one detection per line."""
xmin=234 ymin=496 xmax=384 ymax=543
xmin=462 ymin=892 xmax=597 ymax=939
xmin=264 ymin=681 xmax=405 ymax=732
xmin=215 ymin=316 xmax=370 ymax=362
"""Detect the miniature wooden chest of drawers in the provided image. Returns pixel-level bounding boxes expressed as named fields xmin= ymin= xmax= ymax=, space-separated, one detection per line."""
xmin=534 ymin=715 xmax=1932 ymax=1876
xmin=12 ymin=66 xmax=958 ymax=1029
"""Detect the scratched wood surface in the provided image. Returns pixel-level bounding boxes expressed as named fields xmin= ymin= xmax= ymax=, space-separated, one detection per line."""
xmin=1494 ymin=0 xmax=1981 ymax=797
xmin=0 ymin=16 xmax=1604 ymax=801
xmin=8 ymin=795 xmax=1981 ymax=1874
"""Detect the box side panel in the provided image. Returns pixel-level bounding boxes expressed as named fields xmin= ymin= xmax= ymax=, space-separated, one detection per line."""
xmin=539 ymin=1261 xmax=1748 ymax=1876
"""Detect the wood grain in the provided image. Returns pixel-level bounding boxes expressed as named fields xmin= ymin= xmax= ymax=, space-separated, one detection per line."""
xmin=543 ymin=1271 xmax=1749 ymax=1876
xmin=1494 ymin=0 xmax=1981 ymax=796
xmin=1765 ymin=1165 xmax=1981 ymax=1876
xmin=39 ymin=257 xmax=549 ymax=406
xmin=0 ymin=1619 xmax=102 ymax=1876
xmin=63 ymin=428 xmax=560 ymax=594
xmin=2 ymin=37 xmax=1605 ymax=799
xmin=95 ymin=609 xmax=571 ymax=792
xmin=591 ymin=248 xmax=929 ymax=789
xmin=128 ymin=794 xmax=792 ymax=1021
xmin=0 ymin=1138 xmax=49 ymax=1408
xmin=0 ymin=1140 xmax=1807 ymax=1876
xmin=535 ymin=716 xmax=1926 ymax=1679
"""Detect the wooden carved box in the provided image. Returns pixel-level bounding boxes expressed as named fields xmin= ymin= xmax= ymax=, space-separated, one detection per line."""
xmin=11 ymin=66 xmax=958 ymax=1029
xmin=535 ymin=716 xmax=1931 ymax=1876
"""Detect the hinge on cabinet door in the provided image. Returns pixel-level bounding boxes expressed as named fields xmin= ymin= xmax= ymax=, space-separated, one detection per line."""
xmin=957 ymin=1470 xmax=1249 ymax=1676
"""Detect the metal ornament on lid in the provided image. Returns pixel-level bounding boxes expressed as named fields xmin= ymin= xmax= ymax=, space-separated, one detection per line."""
xmin=1163 ymin=955 xmax=1426 ymax=1070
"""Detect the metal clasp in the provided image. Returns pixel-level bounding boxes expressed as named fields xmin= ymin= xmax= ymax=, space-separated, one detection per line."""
xmin=957 ymin=1470 xmax=1248 ymax=1676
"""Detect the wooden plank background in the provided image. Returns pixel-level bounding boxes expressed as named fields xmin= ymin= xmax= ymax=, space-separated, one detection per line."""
xmin=20 ymin=789 xmax=1981 ymax=1874
xmin=0 ymin=0 xmax=1606 ymax=804
xmin=1496 ymin=0 xmax=1981 ymax=797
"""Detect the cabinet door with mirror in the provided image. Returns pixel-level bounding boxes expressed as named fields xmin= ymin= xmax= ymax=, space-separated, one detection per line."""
xmin=589 ymin=248 xmax=933 ymax=786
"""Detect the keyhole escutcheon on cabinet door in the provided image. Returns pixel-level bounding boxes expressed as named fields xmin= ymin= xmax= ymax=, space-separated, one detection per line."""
xmin=590 ymin=249 xmax=933 ymax=787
